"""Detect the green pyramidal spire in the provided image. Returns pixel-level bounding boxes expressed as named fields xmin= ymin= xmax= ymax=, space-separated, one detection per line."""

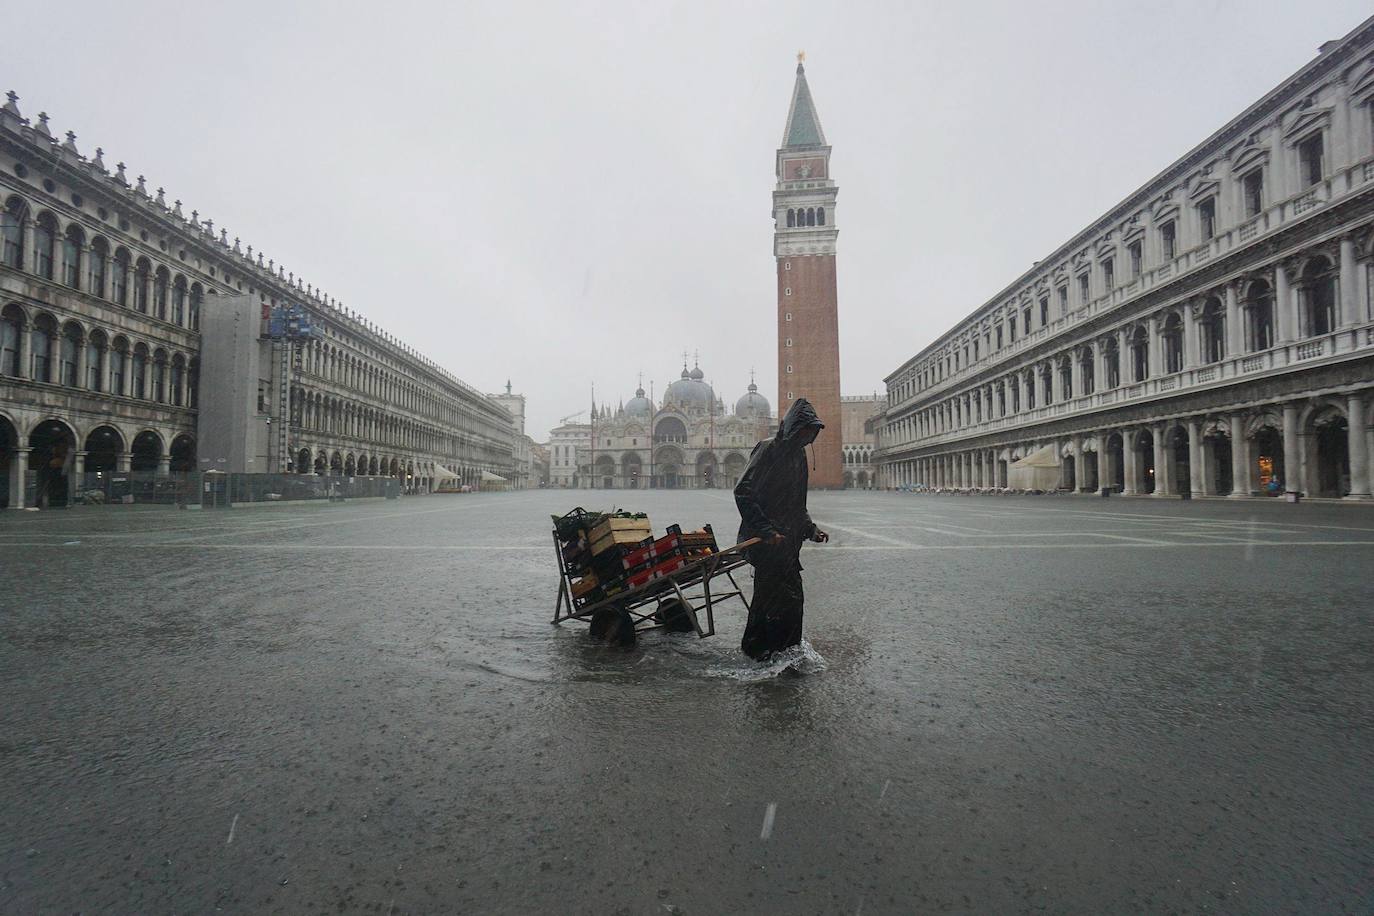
xmin=781 ymin=61 xmax=826 ymax=148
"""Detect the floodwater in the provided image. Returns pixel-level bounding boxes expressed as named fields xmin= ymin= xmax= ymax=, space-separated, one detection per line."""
xmin=2 ymin=491 xmax=1372 ymax=913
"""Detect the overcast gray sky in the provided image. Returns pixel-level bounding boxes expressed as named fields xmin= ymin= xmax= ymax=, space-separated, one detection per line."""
xmin=7 ymin=0 xmax=1370 ymax=438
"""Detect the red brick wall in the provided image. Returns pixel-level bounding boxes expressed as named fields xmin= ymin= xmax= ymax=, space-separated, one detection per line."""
xmin=778 ymin=255 xmax=843 ymax=488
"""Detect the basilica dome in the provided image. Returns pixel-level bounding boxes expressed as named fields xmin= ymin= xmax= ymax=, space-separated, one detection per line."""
xmin=664 ymin=365 xmax=715 ymax=409
xmin=624 ymin=386 xmax=654 ymax=419
xmin=735 ymin=380 xmax=771 ymax=419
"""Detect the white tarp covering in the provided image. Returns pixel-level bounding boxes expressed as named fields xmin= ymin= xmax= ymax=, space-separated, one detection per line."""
xmin=433 ymin=465 xmax=459 ymax=482
xmin=480 ymin=470 xmax=506 ymax=482
xmin=1007 ymin=444 xmax=1062 ymax=490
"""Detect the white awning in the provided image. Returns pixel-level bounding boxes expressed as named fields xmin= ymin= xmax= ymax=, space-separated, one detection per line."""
xmin=481 ymin=470 xmax=507 ymax=482
xmin=433 ymin=465 xmax=459 ymax=481
xmin=1010 ymin=444 xmax=1061 ymax=468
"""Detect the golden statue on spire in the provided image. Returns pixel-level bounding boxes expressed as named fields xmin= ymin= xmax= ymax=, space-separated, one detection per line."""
xmin=797 ymin=50 xmax=806 ymax=63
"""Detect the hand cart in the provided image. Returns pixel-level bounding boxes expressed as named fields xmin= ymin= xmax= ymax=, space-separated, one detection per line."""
xmin=552 ymin=525 xmax=759 ymax=640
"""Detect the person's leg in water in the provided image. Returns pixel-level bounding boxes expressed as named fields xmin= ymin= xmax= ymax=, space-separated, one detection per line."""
xmin=742 ymin=547 xmax=805 ymax=660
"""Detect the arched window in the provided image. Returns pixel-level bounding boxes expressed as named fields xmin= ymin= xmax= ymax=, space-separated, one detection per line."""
xmin=1 ymin=197 xmax=25 ymax=268
xmin=806 ymin=207 xmax=816 ymax=227
xmin=172 ymin=276 xmax=187 ymax=326
xmin=817 ymin=207 xmax=825 ymax=226
xmin=786 ymin=209 xmax=796 ymax=228
xmin=171 ymin=354 xmax=185 ymax=406
xmin=112 ymin=248 xmax=130 ymax=306
xmin=1162 ymin=313 xmax=1184 ymax=374
xmin=1131 ymin=326 xmax=1149 ymax=382
xmin=89 ymin=237 xmax=108 ymax=296
xmin=134 ymin=258 xmax=151 ymax=313
xmin=189 ymin=283 xmax=203 ymax=330
xmin=31 ymin=314 xmax=55 ymax=382
xmin=34 ymin=212 xmax=57 ymax=279
xmin=1104 ymin=337 xmax=1120 ymax=388
xmin=62 ymin=224 xmax=83 ymax=288
xmin=1244 ymin=280 xmax=1274 ymax=352
xmin=1300 ymin=257 xmax=1337 ymax=337
xmin=153 ymin=267 xmax=170 ymax=320
xmin=1201 ymin=297 xmax=1225 ymax=363
xmin=1058 ymin=359 xmax=1073 ymax=401
xmin=1026 ymin=371 xmax=1037 ymax=410
xmin=109 ymin=338 xmax=128 ymax=396
xmin=131 ymin=344 xmax=148 ymax=398
xmin=59 ymin=323 xmax=80 ymax=386
xmin=0 ymin=305 xmax=22 ymax=376
xmin=86 ymin=329 xmax=105 ymax=391
xmin=1079 ymin=348 xmax=1095 ymax=395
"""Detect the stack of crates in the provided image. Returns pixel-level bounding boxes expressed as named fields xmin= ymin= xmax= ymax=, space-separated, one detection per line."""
xmin=554 ymin=509 xmax=653 ymax=608
xmin=554 ymin=511 xmax=721 ymax=608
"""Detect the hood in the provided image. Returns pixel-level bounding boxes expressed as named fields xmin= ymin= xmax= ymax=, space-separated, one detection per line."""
xmin=777 ymin=397 xmax=825 ymax=443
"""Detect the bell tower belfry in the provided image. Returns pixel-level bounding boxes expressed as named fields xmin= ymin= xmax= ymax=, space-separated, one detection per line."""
xmin=774 ymin=55 xmax=842 ymax=488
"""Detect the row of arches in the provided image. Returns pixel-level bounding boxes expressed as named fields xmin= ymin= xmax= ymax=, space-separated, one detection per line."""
xmin=2 ymin=195 xmax=204 ymax=330
xmin=843 ymin=445 xmax=873 ymax=466
xmin=584 ymin=449 xmax=750 ymax=489
xmin=0 ymin=301 xmax=197 ymax=405
xmin=889 ymin=253 xmax=1350 ymax=444
xmin=292 ymin=387 xmax=494 ymax=461
xmin=883 ymin=392 xmax=1372 ymax=500
xmin=888 ymin=246 xmax=1355 ymax=410
xmin=784 ymin=207 xmax=826 ymax=228
xmin=0 ymin=413 xmax=194 ymax=508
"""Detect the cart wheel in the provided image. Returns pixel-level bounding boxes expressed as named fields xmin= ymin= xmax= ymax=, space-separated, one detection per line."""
xmin=655 ymin=597 xmax=694 ymax=633
xmin=589 ymin=605 xmax=636 ymax=647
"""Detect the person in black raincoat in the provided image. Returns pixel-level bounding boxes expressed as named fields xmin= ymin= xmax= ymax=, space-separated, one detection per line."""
xmin=733 ymin=397 xmax=829 ymax=660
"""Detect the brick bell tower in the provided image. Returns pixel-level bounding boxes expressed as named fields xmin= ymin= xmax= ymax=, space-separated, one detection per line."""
xmin=774 ymin=55 xmax=842 ymax=488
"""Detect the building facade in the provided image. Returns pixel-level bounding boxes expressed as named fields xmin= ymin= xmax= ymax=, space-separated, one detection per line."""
xmin=550 ymin=362 xmax=777 ymax=489
xmin=775 ymin=59 xmax=843 ymax=488
xmin=875 ymin=19 xmax=1374 ymax=501
xmin=840 ymin=394 xmax=880 ymax=488
xmin=489 ymin=382 xmax=533 ymax=489
xmin=0 ymin=93 xmax=515 ymax=508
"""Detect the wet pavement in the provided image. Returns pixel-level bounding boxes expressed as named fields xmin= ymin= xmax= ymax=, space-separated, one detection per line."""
xmin=2 ymin=491 xmax=1372 ymax=914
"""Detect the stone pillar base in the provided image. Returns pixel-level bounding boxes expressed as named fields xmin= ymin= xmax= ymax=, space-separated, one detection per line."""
xmin=1342 ymin=493 xmax=1372 ymax=501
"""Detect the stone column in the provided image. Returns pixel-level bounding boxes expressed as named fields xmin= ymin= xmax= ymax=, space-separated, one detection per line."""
xmin=1070 ymin=436 xmax=1084 ymax=491
xmin=1275 ymin=263 xmax=1294 ymax=345
xmin=1148 ymin=315 xmax=1163 ymax=379
xmin=1224 ymin=283 xmax=1241 ymax=358
xmin=1339 ymin=235 xmax=1359 ymax=329
xmin=1187 ymin=419 xmax=1204 ymax=496
xmin=1183 ymin=304 xmax=1200 ymax=369
xmin=97 ymin=345 xmax=108 ymax=393
xmin=1229 ymin=414 xmax=1250 ymax=497
xmin=9 ymin=448 xmax=29 ymax=508
xmin=1282 ymin=403 xmax=1301 ymax=495
xmin=1096 ymin=437 xmax=1109 ymax=493
xmin=75 ymin=333 xmax=88 ymax=390
xmin=1346 ymin=393 xmax=1370 ymax=498
xmin=117 ymin=451 xmax=132 ymax=472
xmin=73 ymin=451 xmax=86 ymax=494
xmin=17 ymin=318 xmax=33 ymax=381
xmin=1122 ymin=429 xmax=1138 ymax=495
xmin=1152 ymin=424 xmax=1171 ymax=496
xmin=21 ymin=218 xmax=35 ymax=275
xmin=156 ymin=455 xmax=170 ymax=478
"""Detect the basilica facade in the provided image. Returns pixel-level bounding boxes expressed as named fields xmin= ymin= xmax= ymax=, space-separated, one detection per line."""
xmin=561 ymin=362 xmax=776 ymax=489
xmin=875 ymin=17 xmax=1374 ymax=501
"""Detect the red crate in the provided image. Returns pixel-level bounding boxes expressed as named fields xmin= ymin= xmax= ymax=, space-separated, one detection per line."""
xmin=621 ymin=532 xmax=681 ymax=570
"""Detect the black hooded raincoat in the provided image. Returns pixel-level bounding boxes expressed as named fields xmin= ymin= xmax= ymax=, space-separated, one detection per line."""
xmin=733 ymin=397 xmax=824 ymax=659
